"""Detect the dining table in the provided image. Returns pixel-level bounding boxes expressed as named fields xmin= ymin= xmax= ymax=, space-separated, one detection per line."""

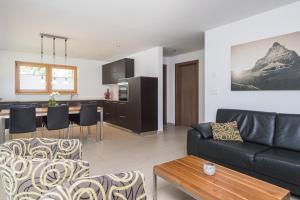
xmin=0 ymin=106 xmax=103 ymax=144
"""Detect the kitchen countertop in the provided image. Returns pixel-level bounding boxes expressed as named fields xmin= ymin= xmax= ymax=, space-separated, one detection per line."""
xmin=0 ymin=99 xmax=129 ymax=104
xmin=0 ymin=98 xmax=117 ymax=103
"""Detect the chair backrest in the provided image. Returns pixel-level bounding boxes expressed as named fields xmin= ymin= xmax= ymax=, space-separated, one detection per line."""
xmin=80 ymin=104 xmax=98 ymax=126
xmin=47 ymin=105 xmax=69 ymax=130
xmin=9 ymin=105 xmax=36 ymax=134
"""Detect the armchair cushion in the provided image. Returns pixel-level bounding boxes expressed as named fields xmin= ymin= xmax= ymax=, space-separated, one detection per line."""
xmin=40 ymin=171 xmax=147 ymax=200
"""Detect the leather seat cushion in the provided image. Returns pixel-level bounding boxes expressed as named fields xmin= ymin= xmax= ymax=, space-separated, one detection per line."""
xmin=216 ymin=109 xmax=276 ymax=146
xmin=255 ymin=148 xmax=300 ymax=186
xmin=198 ymin=139 xmax=269 ymax=170
xmin=274 ymin=113 xmax=300 ymax=151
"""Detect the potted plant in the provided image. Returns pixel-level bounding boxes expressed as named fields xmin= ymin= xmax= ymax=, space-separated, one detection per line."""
xmin=48 ymin=92 xmax=60 ymax=107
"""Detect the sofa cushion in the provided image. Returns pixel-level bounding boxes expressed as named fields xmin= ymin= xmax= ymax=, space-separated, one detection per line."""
xmin=197 ymin=139 xmax=269 ymax=170
xmin=274 ymin=113 xmax=300 ymax=152
xmin=255 ymin=148 xmax=300 ymax=186
xmin=216 ymin=109 xmax=276 ymax=146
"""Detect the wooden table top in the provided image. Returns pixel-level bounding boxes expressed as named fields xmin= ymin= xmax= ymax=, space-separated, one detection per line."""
xmin=153 ymin=156 xmax=290 ymax=200
xmin=0 ymin=106 xmax=103 ymax=117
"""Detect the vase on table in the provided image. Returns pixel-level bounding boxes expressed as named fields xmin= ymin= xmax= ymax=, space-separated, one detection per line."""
xmin=48 ymin=92 xmax=60 ymax=107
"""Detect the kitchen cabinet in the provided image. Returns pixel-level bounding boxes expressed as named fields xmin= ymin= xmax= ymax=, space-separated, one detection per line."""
xmin=103 ymin=101 xmax=130 ymax=129
xmin=116 ymin=101 xmax=130 ymax=128
xmin=103 ymin=77 xmax=158 ymax=133
xmin=102 ymin=58 xmax=134 ymax=84
xmin=128 ymin=77 xmax=158 ymax=133
xmin=103 ymin=101 xmax=117 ymax=124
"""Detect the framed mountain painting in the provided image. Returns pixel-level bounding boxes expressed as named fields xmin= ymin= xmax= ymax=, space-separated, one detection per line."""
xmin=231 ymin=31 xmax=300 ymax=91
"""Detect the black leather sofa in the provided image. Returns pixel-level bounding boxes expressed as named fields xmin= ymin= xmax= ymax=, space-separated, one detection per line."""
xmin=187 ymin=108 xmax=300 ymax=195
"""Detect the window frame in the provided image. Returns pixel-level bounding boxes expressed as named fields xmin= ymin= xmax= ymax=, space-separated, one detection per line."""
xmin=15 ymin=61 xmax=78 ymax=95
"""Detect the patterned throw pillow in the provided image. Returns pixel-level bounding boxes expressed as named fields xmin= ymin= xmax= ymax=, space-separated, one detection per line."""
xmin=211 ymin=121 xmax=243 ymax=142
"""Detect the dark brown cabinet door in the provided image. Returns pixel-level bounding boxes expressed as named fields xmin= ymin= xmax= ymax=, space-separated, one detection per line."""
xmin=103 ymin=101 xmax=116 ymax=123
xmin=116 ymin=102 xmax=130 ymax=128
xmin=102 ymin=65 xmax=111 ymax=84
xmin=102 ymin=58 xmax=134 ymax=84
xmin=128 ymin=77 xmax=141 ymax=132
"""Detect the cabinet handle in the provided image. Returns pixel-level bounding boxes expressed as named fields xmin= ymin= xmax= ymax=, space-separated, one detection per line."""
xmin=105 ymin=112 xmax=111 ymax=115
xmin=119 ymin=115 xmax=127 ymax=118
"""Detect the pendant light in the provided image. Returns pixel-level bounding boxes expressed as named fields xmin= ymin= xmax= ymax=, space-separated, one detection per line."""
xmin=39 ymin=33 xmax=69 ymax=85
xmin=63 ymin=38 xmax=69 ymax=85
xmin=40 ymin=35 xmax=45 ymax=83
xmin=52 ymin=37 xmax=57 ymax=85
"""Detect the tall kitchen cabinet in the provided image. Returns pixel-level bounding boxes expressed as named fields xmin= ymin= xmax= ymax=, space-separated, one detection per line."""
xmin=128 ymin=77 xmax=158 ymax=133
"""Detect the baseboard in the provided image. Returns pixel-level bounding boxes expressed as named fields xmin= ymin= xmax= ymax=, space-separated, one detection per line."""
xmin=167 ymin=122 xmax=175 ymax=126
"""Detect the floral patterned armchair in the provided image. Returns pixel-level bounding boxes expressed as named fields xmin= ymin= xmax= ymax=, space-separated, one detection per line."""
xmin=0 ymin=138 xmax=147 ymax=200
xmin=0 ymin=138 xmax=89 ymax=200
xmin=40 ymin=171 xmax=147 ymax=200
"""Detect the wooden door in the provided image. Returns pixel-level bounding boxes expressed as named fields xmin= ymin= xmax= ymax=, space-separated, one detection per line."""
xmin=163 ymin=64 xmax=167 ymax=124
xmin=175 ymin=60 xmax=198 ymax=126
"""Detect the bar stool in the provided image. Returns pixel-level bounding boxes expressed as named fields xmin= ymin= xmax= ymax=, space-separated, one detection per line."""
xmin=43 ymin=105 xmax=70 ymax=138
xmin=9 ymin=105 xmax=36 ymax=139
xmin=69 ymin=104 xmax=98 ymax=140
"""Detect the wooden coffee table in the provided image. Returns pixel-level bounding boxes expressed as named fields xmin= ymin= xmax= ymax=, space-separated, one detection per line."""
xmin=153 ymin=156 xmax=290 ymax=200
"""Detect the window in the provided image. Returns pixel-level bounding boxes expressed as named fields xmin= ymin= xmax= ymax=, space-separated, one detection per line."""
xmin=15 ymin=61 xmax=77 ymax=94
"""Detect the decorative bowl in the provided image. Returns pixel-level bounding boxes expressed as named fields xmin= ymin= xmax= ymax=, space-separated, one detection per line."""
xmin=203 ymin=162 xmax=216 ymax=176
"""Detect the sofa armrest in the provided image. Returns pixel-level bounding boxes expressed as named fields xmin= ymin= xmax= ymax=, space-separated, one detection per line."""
xmin=39 ymin=171 xmax=147 ymax=200
xmin=187 ymin=129 xmax=203 ymax=155
xmin=28 ymin=138 xmax=82 ymax=160
xmin=0 ymin=156 xmax=89 ymax=200
xmin=191 ymin=122 xmax=213 ymax=139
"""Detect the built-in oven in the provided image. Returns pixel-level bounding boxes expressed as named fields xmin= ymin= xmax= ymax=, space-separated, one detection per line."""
xmin=118 ymin=78 xmax=129 ymax=101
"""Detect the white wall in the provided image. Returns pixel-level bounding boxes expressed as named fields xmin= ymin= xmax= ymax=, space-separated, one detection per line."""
xmin=0 ymin=51 xmax=109 ymax=101
xmin=164 ymin=50 xmax=205 ymax=124
xmin=130 ymin=47 xmax=164 ymax=131
xmin=205 ymin=2 xmax=300 ymax=121
xmin=109 ymin=47 xmax=164 ymax=132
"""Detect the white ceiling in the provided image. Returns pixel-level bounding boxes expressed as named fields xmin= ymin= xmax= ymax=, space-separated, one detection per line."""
xmin=0 ymin=0 xmax=299 ymax=60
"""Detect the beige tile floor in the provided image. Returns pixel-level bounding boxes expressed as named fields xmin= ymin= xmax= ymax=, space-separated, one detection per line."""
xmin=0 ymin=124 xmax=299 ymax=200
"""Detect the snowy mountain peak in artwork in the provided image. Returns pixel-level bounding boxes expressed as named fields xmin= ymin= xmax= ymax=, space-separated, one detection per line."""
xmin=252 ymin=42 xmax=299 ymax=72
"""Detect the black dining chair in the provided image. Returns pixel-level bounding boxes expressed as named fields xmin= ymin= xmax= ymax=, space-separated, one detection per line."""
xmin=43 ymin=105 xmax=70 ymax=138
xmin=9 ymin=105 xmax=37 ymax=139
xmin=69 ymin=104 xmax=99 ymax=140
